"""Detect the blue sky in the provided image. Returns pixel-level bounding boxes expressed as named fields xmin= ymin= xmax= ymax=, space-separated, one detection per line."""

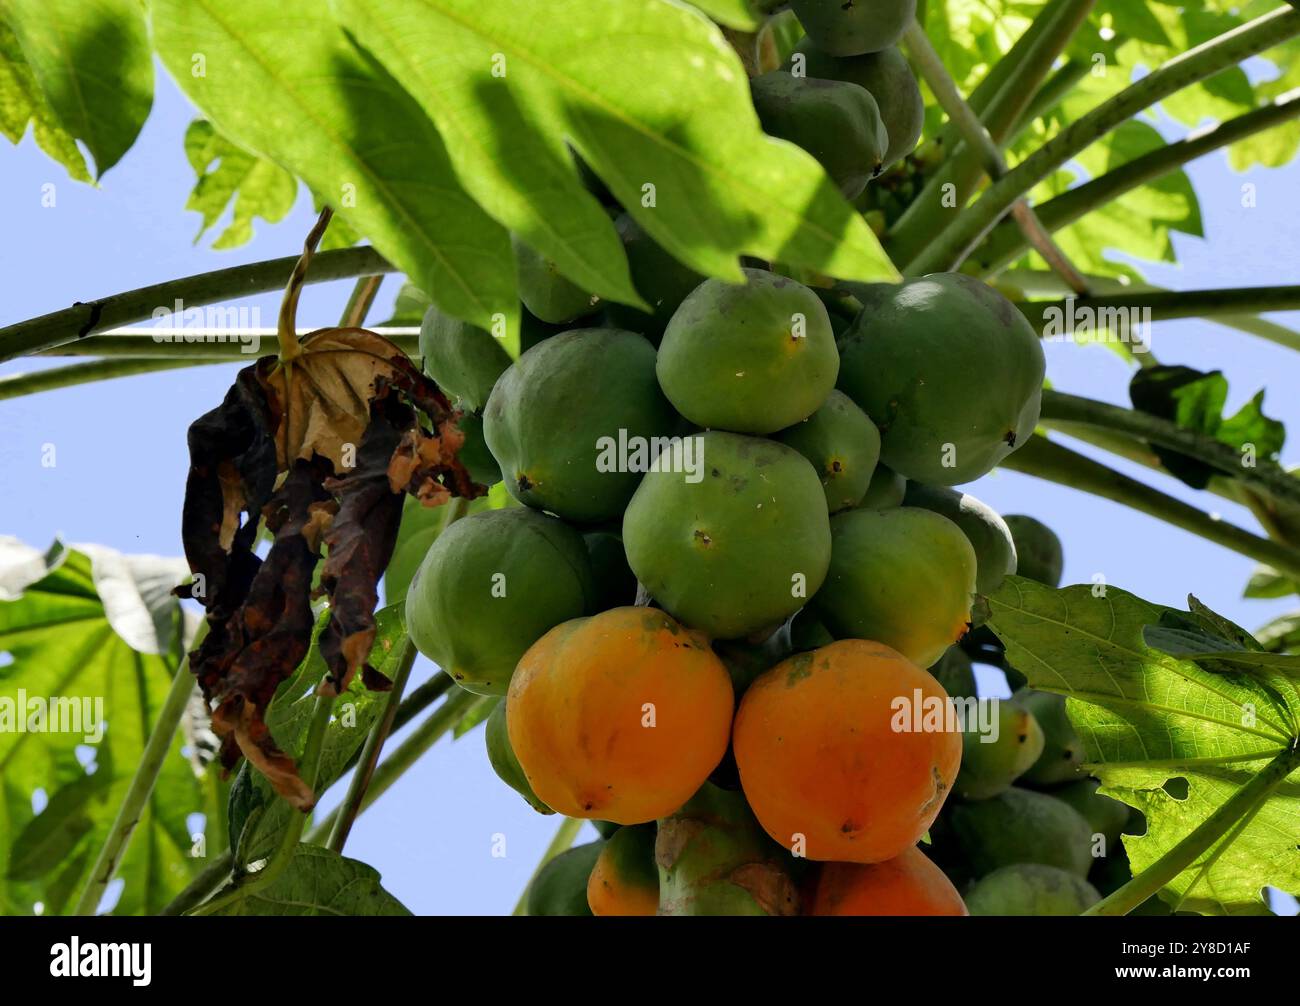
xmin=2 ymin=63 xmax=1299 ymax=915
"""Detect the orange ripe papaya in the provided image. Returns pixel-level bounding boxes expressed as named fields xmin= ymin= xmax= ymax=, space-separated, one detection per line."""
xmin=507 ymin=606 xmax=735 ymax=825
xmin=587 ymin=825 xmax=659 ymax=916
xmin=808 ymin=845 xmax=969 ymax=916
xmin=733 ymin=638 xmax=961 ymax=863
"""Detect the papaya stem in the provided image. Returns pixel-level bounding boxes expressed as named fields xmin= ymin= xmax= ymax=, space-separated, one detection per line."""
xmin=512 ymin=817 xmax=586 ymax=917
xmin=277 ymin=207 xmax=335 ymax=362
xmin=0 ymin=358 xmax=202 ymax=401
xmin=904 ymin=4 xmax=1300 ymax=275
xmin=1085 ymin=743 xmax=1300 ymax=916
xmin=1039 ymin=389 xmax=1300 ymax=509
xmin=970 ymin=87 xmax=1300 ymax=276
xmin=0 ymin=246 xmax=392 ymax=365
xmin=900 ymin=20 xmax=1090 ymax=294
xmin=1020 ymin=284 xmax=1300 ymax=329
xmin=999 ymin=435 xmax=1300 ymax=581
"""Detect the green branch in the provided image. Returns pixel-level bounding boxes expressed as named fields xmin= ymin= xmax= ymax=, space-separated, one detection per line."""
xmin=0 ymin=246 xmax=393 ymax=364
xmin=999 ymin=435 xmax=1300 ymax=581
xmin=1086 ymin=744 xmax=1300 ymax=915
xmin=0 ymin=358 xmax=210 ymax=401
xmin=34 ymin=331 xmax=419 ymax=359
xmin=970 ymin=87 xmax=1300 ymax=275
xmin=1020 ymin=285 xmax=1300 ymax=331
xmin=1040 ymin=390 xmax=1300 ymax=508
xmin=905 ymin=5 xmax=1300 ymax=275
xmin=1007 ymin=60 xmax=1090 ymax=143
xmin=512 ymin=817 xmax=586 ymax=917
xmin=889 ymin=0 xmax=1096 ymax=265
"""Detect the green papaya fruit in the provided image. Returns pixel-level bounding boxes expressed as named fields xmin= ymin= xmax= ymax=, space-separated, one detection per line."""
xmin=714 ymin=626 xmax=793 ymax=701
xmin=941 ymin=786 xmax=1095 ymax=878
xmin=454 ymin=411 xmax=502 ymax=488
xmin=512 ymin=235 xmax=601 ymax=324
xmin=603 ymin=212 xmax=705 ymax=341
xmin=587 ymin=824 xmax=659 ymax=915
xmin=860 ymin=462 xmax=906 ymax=508
xmin=657 ymin=269 xmax=839 ymax=435
xmin=902 ymin=483 xmax=1017 ymax=594
xmin=812 ymin=506 xmax=976 ymax=667
xmin=1053 ymin=779 xmax=1130 ymax=849
xmin=657 ymin=783 xmax=799 ymax=916
xmin=1013 ymin=689 xmax=1086 ymax=786
xmin=1004 ymin=514 xmax=1065 ymax=587
xmin=837 ymin=273 xmax=1045 ymax=485
xmin=622 ymin=432 xmax=832 ymax=639
xmin=484 ymin=328 xmax=680 ymax=522
xmin=788 ymin=42 xmax=923 ymax=167
xmin=790 ymin=0 xmax=917 ymax=57
xmin=583 ymin=530 xmax=638 ymax=611
xmin=751 ymin=70 xmax=889 ymax=198
xmin=485 ymin=700 xmax=552 ymax=814
xmin=406 ymin=508 xmax=596 ymax=695
xmin=591 ymin=820 xmax=621 ymax=840
xmin=775 ymin=390 xmax=882 ymax=513
xmin=417 ymin=305 xmax=511 ymax=412
xmin=965 ymin=864 xmax=1101 ymax=916
xmin=954 ymin=698 xmax=1045 ymax=800
xmin=789 ymin=608 xmax=835 ymax=652
xmin=929 ymin=645 xmax=977 ymax=701
xmin=526 ymin=841 xmax=604 ymax=916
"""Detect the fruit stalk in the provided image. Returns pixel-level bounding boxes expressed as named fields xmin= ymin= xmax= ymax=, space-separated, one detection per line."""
xmin=513 ymin=817 xmax=585 ymax=916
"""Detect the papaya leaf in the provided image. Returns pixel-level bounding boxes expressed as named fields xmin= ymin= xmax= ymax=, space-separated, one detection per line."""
xmin=1243 ymin=564 xmax=1296 ymax=600
xmin=683 ymin=0 xmax=765 ymax=31
xmin=986 ymin=576 xmax=1300 ymax=915
xmin=0 ymin=20 xmax=92 ymax=181
xmin=227 ymin=603 xmax=405 ymax=870
xmin=0 ymin=540 xmax=218 ymax=915
xmin=330 ymin=0 xmax=896 ymax=294
xmin=1255 ymin=612 xmax=1300 ymax=654
xmin=372 ymin=283 xmax=434 ymax=329
xmin=206 ymin=844 xmax=409 ymax=916
xmin=183 ymin=119 xmax=298 ymax=249
xmin=4 ymin=0 xmax=153 ymax=177
xmin=384 ymin=496 xmax=452 ymax=607
xmin=150 ymin=0 xmax=519 ymax=337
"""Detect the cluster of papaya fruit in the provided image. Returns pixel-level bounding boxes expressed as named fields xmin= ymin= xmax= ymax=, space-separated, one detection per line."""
xmin=400 ymin=0 xmax=1118 ymax=916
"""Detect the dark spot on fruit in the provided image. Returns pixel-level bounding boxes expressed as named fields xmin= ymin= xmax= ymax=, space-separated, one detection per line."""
xmin=516 ymin=473 xmax=534 ymax=492
xmin=694 ymin=529 xmax=714 ymax=547
xmin=1004 ymin=430 xmax=1018 ymax=447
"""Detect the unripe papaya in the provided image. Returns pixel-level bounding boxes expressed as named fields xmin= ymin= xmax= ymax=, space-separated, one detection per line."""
xmin=790 ymin=0 xmax=917 ymax=56
xmin=622 ymin=432 xmax=831 ymax=639
xmin=406 ymin=508 xmax=595 ymax=695
xmin=751 ymin=71 xmax=889 ymax=198
xmin=454 ymin=411 xmax=502 ymax=488
xmin=860 ymin=462 xmax=906 ymax=508
xmin=789 ymin=608 xmax=835 ymax=652
xmin=789 ymin=42 xmax=922 ymax=168
xmin=507 ymin=607 xmax=735 ymax=824
xmin=903 ymin=483 xmax=1017 ymax=594
xmin=656 ymin=783 xmax=799 ymax=916
xmin=657 ymin=270 xmax=839 ymax=435
xmin=587 ymin=825 xmax=659 ymax=916
xmin=837 ymin=273 xmax=1045 ymax=485
xmin=954 ymin=698 xmax=1045 ymax=800
xmin=603 ymin=213 xmax=704 ymax=341
xmin=929 ymin=645 xmax=977 ymax=702
xmin=511 ymin=235 xmax=601 ymax=324
xmin=1013 ymin=689 xmax=1086 ymax=786
xmin=733 ymin=639 xmax=962 ymax=863
xmin=526 ymin=841 xmax=604 ymax=916
xmin=1004 ymin=514 xmax=1065 ymax=587
xmin=484 ymin=328 xmax=680 ymax=522
xmin=484 ymin=699 xmax=552 ymax=814
xmin=775 ymin=389 xmax=882 ymax=513
xmin=583 ymin=530 xmax=638 ymax=611
xmin=807 ymin=845 xmax=968 ymax=916
xmin=1053 ymin=779 xmax=1130 ymax=849
xmin=812 ymin=507 xmax=976 ymax=667
xmin=713 ymin=625 xmax=793 ymax=701
xmin=965 ymin=863 xmax=1100 ymax=916
xmin=940 ymin=787 xmax=1094 ymax=878
xmin=418 ymin=306 xmax=510 ymax=412
xmin=591 ymin=820 xmax=621 ymax=840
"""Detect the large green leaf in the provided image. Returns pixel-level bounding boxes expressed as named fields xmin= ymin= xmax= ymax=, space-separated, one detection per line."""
xmin=333 ymin=0 xmax=894 ymax=295
xmin=183 ymin=119 xmax=298 ymax=249
xmin=0 ymin=540 xmax=224 ymax=915
xmin=0 ymin=20 xmax=91 ymax=181
xmin=3 ymin=0 xmax=153 ymax=177
xmin=986 ymin=577 xmax=1300 ymax=915
xmin=150 ymin=0 xmax=519 ymax=337
xmin=206 ymin=844 xmax=410 ymax=915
